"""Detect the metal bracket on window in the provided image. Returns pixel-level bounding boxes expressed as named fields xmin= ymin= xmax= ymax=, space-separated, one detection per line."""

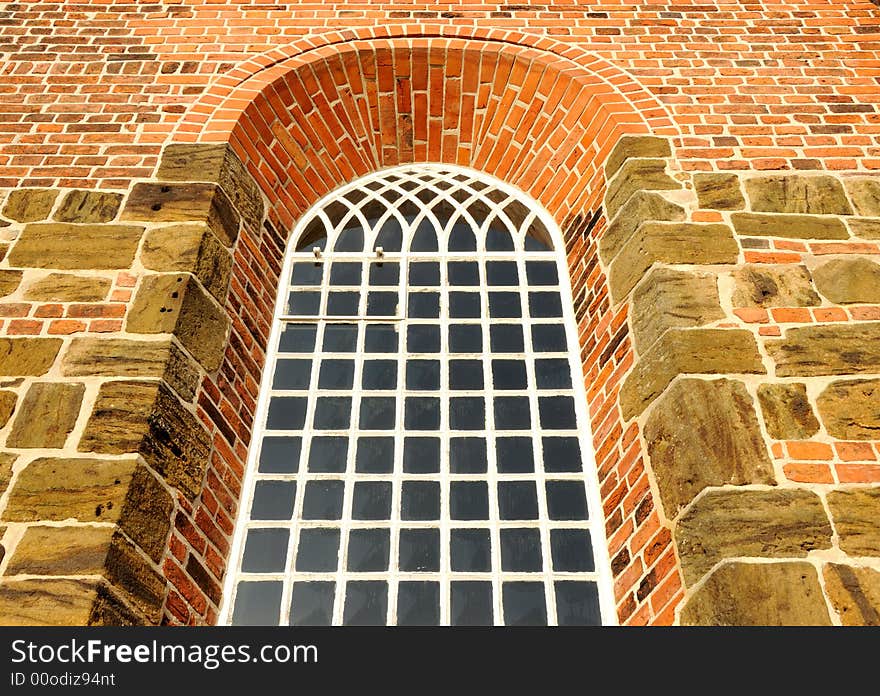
xmin=312 ymin=247 xmax=322 ymax=260
xmin=375 ymin=246 xmax=384 ymax=259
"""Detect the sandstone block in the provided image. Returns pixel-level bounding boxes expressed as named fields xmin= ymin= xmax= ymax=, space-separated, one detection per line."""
xmin=731 ymin=212 xmax=849 ymax=240
xmin=827 ymin=488 xmax=880 ymax=557
xmin=126 ymin=273 xmax=230 ymax=372
xmin=643 ymin=378 xmax=774 ymax=516
xmin=5 ymin=525 xmax=114 ymax=575
xmin=2 ymin=189 xmax=58 ymax=223
xmin=817 ymin=379 xmax=880 ymax=440
xmin=0 ymin=579 xmax=101 ymax=626
xmin=0 ymin=338 xmax=62 ymax=376
xmin=604 ymin=135 xmax=672 ymax=179
xmin=848 ymin=218 xmax=880 ymax=240
xmin=604 ymin=158 xmax=681 ymax=219
xmin=598 ymin=191 xmax=685 ymax=264
xmin=8 ymin=223 xmax=143 ymax=269
xmin=141 ymin=224 xmax=232 ymax=302
xmin=0 ymin=270 xmax=22 ymax=298
xmin=731 ymin=264 xmax=820 ymax=308
xmin=693 ymin=173 xmax=746 ymax=210
xmin=117 ymin=464 xmax=175 ymax=562
xmin=812 ymin=257 xmax=880 ymax=304
xmin=843 ymin=177 xmax=880 ymax=217
xmin=7 ymin=382 xmax=84 ymax=448
xmin=757 ymin=383 xmax=820 ymax=440
xmin=744 ymin=175 xmax=853 ymax=215
xmin=104 ymin=532 xmax=166 ymax=622
xmin=824 ymin=564 xmax=880 ymax=626
xmin=766 ymin=323 xmax=880 ymax=377
xmin=0 ymin=452 xmax=16 ymax=499
xmin=680 ymin=562 xmax=832 ymax=625
xmin=54 ymin=190 xmax=123 ymax=223
xmin=23 ymin=273 xmax=111 ymax=302
xmin=675 ymin=489 xmax=832 ymax=585
xmin=0 ymin=390 xmax=16 ymax=429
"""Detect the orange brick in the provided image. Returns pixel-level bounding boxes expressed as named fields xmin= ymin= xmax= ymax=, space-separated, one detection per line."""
xmin=771 ymin=307 xmax=812 ymax=323
xmin=836 ymin=464 xmax=880 ymax=484
xmin=836 ymin=442 xmax=877 ymax=462
xmin=783 ymin=462 xmax=834 ymax=484
xmin=734 ymin=307 xmax=768 ymax=324
xmin=787 ymin=441 xmax=834 ymax=461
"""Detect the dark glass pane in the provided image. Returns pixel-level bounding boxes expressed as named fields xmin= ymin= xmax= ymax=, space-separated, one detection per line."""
xmin=403 ymin=437 xmax=440 ymax=473
xmin=333 ymin=222 xmax=364 ymax=252
xmin=329 ymin=262 xmax=361 ymax=286
xmin=409 ymin=262 xmax=440 ymax=286
xmin=313 ymin=397 xmax=352 ymax=430
xmin=355 ymin=437 xmax=394 ymax=473
xmin=327 ymin=291 xmax=360 ymax=316
xmin=498 ymin=481 xmax=539 ymax=520
xmin=449 ymin=291 xmax=481 ymax=318
xmin=449 ymin=359 xmax=483 ymax=390
xmin=531 ymin=324 xmax=567 ymax=352
xmin=410 ymin=219 xmax=439 ymax=252
xmin=489 ymin=324 xmax=524 ymax=353
xmin=289 ymin=582 xmax=335 ymax=626
xmin=322 ymin=324 xmax=358 ymax=352
xmin=359 ymin=396 xmax=396 ymax=430
xmin=347 ymin=529 xmax=390 ymax=572
xmin=266 ymin=397 xmax=307 ymax=430
xmin=374 ymin=218 xmax=403 ymax=252
xmin=367 ymin=291 xmax=398 ymax=316
xmin=449 ymin=437 xmax=487 ymax=473
xmin=535 ymin=358 xmax=572 ymax=389
xmin=488 ymin=292 xmax=521 ymax=318
xmin=542 ymin=437 xmax=583 ymax=473
xmin=408 ymin=292 xmax=440 ymax=318
xmin=493 ymin=396 xmax=531 ymax=430
xmin=404 ymin=397 xmax=440 ymax=430
xmin=352 ymin=481 xmax=393 ymax=521
xmin=342 ymin=581 xmax=388 ymax=626
xmin=448 ymin=324 xmax=482 ymax=353
xmin=500 ymin=529 xmax=542 ymax=572
xmin=448 ymin=221 xmax=477 ymax=252
xmin=295 ymin=528 xmax=340 ymax=572
xmin=399 ymin=528 xmax=440 ymax=572
xmin=307 ymin=436 xmax=348 ymax=473
xmin=502 ymin=582 xmax=547 ymax=626
xmin=302 ymin=480 xmax=345 ymax=520
xmin=369 ymin=262 xmax=399 ymax=286
xmin=546 ymin=481 xmax=589 ymax=520
xmin=232 ymin=581 xmax=283 ymax=626
xmin=550 ymin=529 xmax=594 ymax=572
xmin=450 ymin=481 xmax=489 ymax=521
xmin=287 ymin=291 xmax=320 ymax=315
xmin=450 ymin=529 xmax=492 ymax=572
xmin=451 ymin=581 xmax=493 ymax=626
xmin=528 ymin=291 xmax=563 ymax=318
xmin=401 ymin=481 xmax=440 ymax=521
xmin=491 ymin=359 xmax=527 ymax=390
xmin=496 ymin=437 xmax=534 ymax=473
xmin=449 ymin=396 xmax=485 ymax=430
xmin=485 ymin=225 xmax=515 ymax=251
xmin=259 ymin=436 xmax=301 ymax=474
xmin=525 ymin=261 xmax=558 ymax=286
xmin=555 ymin=581 xmax=601 ymax=626
xmin=241 ymin=528 xmax=289 ymax=573
xmin=538 ymin=395 xmax=577 ymax=429
xmin=317 ymin=359 xmax=354 ymax=389
xmin=397 ymin=581 xmax=440 ymax=626
xmin=406 ymin=359 xmax=440 ymax=391
xmin=250 ymin=481 xmax=296 ymax=520
xmin=290 ymin=262 xmax=323 ymax=286
xmin=407 ymin=325 xmax=440 ymax=353
xmin=524 ymin=233 xmax=552 ymax=252
xmin=273 ymin=359 xmax=312 ymax=390
xmin=486 ymin=261 xmax=519 ymax=286
xmin=448 ymin=261 xmax=479 ymax=285
xmin=279 ymin=324 xmax=317 ymax=353
xmin=364 ymin=324 xmax=399 ymax=353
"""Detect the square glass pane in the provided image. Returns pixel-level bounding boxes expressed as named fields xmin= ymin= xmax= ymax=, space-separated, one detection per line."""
xmin=347 ymin=529 xmax=390 ymax=572
xmin=258 ymin=436 xmax=301 ymax=473
xmin=355 ymin=437 xmax=394 ymax=473
xmin=554 ymin=581 xmax=601 ymax=626
xmin=266 ymin=397 xmax=307 ymax=430
xmin=493 ymin=396 xmax=531 ymax=430
xmin=449 ymin=359 xmax=483 ymax=390
xmin=486 ymin=261 xmax=519 ymax=286
xmin=531 ymin=324 xmax=567 ymax=352
xmin=399 ymin=528 xmax=440 ymax=572
xmin=488 ymin=292 xmax=521 ymax=318
xmin=490 ymin=324 xmax=524 ymax=353
xmin=295 ymin=528 xmax=340 ymax=572
xmin=538 ymin=395 xmax=577 ymax=430
xmin=397 ymin=581 xmax=440 ymax=626
xmin=361 ymin=360 xmax=397 ymax=391
xmin=359 ymin=396 xmax=396 ymax=430
xmin=450 ymin=529 xmax=492 ymax=572
xmin=550 ymin=529 xmax=595 ymax=572
xmin=327 ymin=291 xmax=360 ymax=316
xmin=302 ymin=480 xmax=345 ymax=520
xmin=451 ymin=581 xmax=493 ymax=626
xmin=409 ymin=262 xmax=440 ymax=286
xmin=250 ymin=481 xmax=296 ymax=520
xmin=502 ymin=582 xmax=547 ymax=626
xmin=500 ymin=529 xmax=542 ymax=572
xmin=450 ymin=481 xmax=489 ymax=521
xmin=535 ymin=358 xmax=572 ymax=389
xmin=290 ymin=261 xmax=323 ymax=285
xmin=329 ymin=261 xmax=361 ymax=285
xmin=496 ymin=437 xmax=534 ymax=473
xmin=272 ymin=359 xmax=312 ymax=390
xmin=232 ymin=581 xmax=283 ymax=626
xmin=498 ymin=481 xmax=539 ymax=520
xmin=367 ymin=291 xmax=398 ymax=316
xmin=322 ymin=323 xmax=358 ymax=351
xmin=287 ymin=291 xmax=320 ymax=315
xmin=528 ymin=291 xmax=563 ymax=318
xmin=404 ymin=397 xmax=440 ymax=430
xmin=449 ymin=292 xmax=481 ymax=318
xmin=546 ymin=481 xmax=589 ymax=520
xmin=448 ymin=261 xmax=479 ymax=286
xmin=401 ymin=481 xmax=441 ymax=521
xmin=307 ymin=436 xmax=348 ymax=473
xmin=407 ymin=324 xmax=441 ymax=353
xmin=408 ymin=292 xmax=440 ymax=318
xmin=241 ymin=528 xmax=289 ymax=573
xmin=279 ymin=324 xmax=317 ymax=353
xmin=406 ymin=359 xmax=440 ymax=391
xmin=313 ymin=396 xmax=352 ymax=430
xmin=317 ymin=359 xmax=354 ymax=389
xmin=450 ymin=396 xmax=485 ymax=430
xmin=369 ymin=262 xmax=399 ymax=286
xmin=352 ymin=481 xmax=392 ymax=521
xmin=449 ymin=437 xmax=487 ymax=473
xmin=491 ymin=359 xmax=527 ymax=390
xmin=525 ymin=261 xmax=558 ymax=286
xmin=403 ymin=437 xmax=440 ymax=473
xmin=342 ymin=581 xmax=387 ymax=626
xmin=289 ymin=581 xmax=335 ymax=626
xmin=448 ymin=324 xmax=482 ymax=353
xmin=542 ymin=437 xmax=583 ymax=473
xmin=364 ymin=324 xmax=399 ymax=352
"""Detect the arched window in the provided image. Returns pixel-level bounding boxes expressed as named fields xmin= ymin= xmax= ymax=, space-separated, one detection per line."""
xmin=221 ymin=165 xmax=615 ymax=625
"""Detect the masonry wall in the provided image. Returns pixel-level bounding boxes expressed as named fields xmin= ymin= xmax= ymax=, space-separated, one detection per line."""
xmin=0 ymin=1 xmax=878 ymax=626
